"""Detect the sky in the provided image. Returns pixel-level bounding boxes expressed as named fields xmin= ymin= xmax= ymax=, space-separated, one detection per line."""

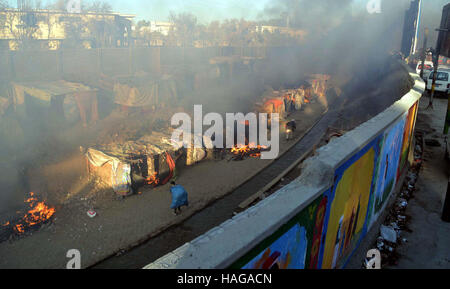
xmin=107 ymin=0 xmax=272 ymax=22
xmin=85 ymin=0 xmax=449 ymax=23
xmin=105 ymin=0 xmax=449 ymax=47
xmin=4 ymin=0 xmax=449 ymax=43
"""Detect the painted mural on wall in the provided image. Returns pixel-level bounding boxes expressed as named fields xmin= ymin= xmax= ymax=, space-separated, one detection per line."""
xmin=233 ymin=101 xmax=419 ymax=269
xmin=319 ymin=136 xmax=381 ymax=269
xmin=397 ymin=102 xmax=418 ymax=180
xmin=368 ymin=117 xmax=406 ymax=226
xmin=232 ymin=194 xmax=328 ymax=269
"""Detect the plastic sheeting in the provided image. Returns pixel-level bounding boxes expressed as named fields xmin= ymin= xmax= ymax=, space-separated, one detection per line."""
xmin=86 ymin=148 xmax=131 ymax=195
xmin=12 ymin=80 xmax=95 ymax=105
xmin=170 ymin=185 xmax=189 ymax=209
xmin=113 ymin=78 xmax=178 ymax=107
xmin=111 ymin=163 xmax=132 ymax=196
xmin=86 ymin=148 xmax=121 ymax=173
xmin=0 ymin=97 xmax=10 ymax=116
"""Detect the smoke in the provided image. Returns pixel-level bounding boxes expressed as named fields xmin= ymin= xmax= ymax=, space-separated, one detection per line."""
xmin=0 ymin=0 xmax=435 ymax=216
xmin=249 ymin=0 xmax=410 ymax=88
xmin=417 ymin=0 xmax=449 ymax=48
xmin=262 ymin=0 xmax=353 ymax=34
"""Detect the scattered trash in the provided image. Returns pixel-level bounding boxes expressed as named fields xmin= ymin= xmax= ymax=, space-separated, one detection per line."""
xmin=397 ymin=199 xmax=408 ymax=209
xmin=380 ymin=225 xmax=397 ymax=243
xmin=389 ymin=222 xmax=400 ymax=231
xmin=377 ymin=237 xmax=385 ymax=250
xmin=415 ymin=145 xmax=422 ymax=153
xmin=87 ymin=210 xmax=97 ymax=218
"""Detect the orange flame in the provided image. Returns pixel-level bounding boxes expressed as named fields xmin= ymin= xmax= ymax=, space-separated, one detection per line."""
xmin=12 ymin=192 xmax=56 ymax=235
xmin=146 ymin=172 xmax=160 ymax=186
xmin=231 ymin=143 xmax=268 ymax=158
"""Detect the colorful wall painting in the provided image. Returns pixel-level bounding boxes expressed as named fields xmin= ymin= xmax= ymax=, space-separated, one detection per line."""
xmin=397 ymin=102 xmax=418 ymax=180
xmin=232 ymin=194 xmax=328 ymax=269
xmin=232 ymin=101 xmax=419 ymax=270
xmin=368 ymin=116 xmax=407 ymax=226
xmin=319 ymin=135 xmax=382 ymax=269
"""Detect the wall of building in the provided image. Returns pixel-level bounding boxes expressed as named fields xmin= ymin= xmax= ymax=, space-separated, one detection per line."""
xmin=143 ymin=69 xmax=424 ymax=269
xmin=0 ymin=10 xmax=133 ymax=50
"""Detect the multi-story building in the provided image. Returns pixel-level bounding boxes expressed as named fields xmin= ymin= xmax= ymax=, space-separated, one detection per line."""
xmin=0 ymin=9 xmax=135 ymax=50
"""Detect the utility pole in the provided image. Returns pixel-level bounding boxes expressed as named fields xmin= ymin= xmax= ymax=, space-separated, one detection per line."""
xmin=412 ymin=0 xmax=422 ymax=55
xmin=427 ymin=31 xmax=443 ymax=110
xmin=438 ymin=27 xmax=450 ymax=134
xmin=419 ymin=28 xmax=429 ymax=80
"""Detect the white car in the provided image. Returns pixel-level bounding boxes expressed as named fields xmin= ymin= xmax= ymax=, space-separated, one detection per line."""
xmin=416 ymin=61 xmax=434 ymax=80
xmin=426 ymin=69 xmax=450 ymax=94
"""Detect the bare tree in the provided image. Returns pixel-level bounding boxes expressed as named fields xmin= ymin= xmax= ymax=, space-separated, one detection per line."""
xmin=169 ymin=12 xmax=198 ymax=47
xmin=84 ymin=0 xmax=112 ymax=13
xmin=0 ymin=0 xmax=9 ymax=10
xmin=45 ymin=0 xmax=68 ymax=11
xmin=4 ymin=0 xmax=43 ymax=50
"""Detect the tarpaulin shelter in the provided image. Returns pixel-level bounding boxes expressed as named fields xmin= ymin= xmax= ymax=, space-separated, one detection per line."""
xmin=86 ymin=131 xmax=213 ymax=195
xmin=307 ymin=74 xmax=330 ymax=99
xmin=255 ymin=85 xmax=313 ymax=119
xmin=98 ymin=73 xmax=178 ymax=109
xmin=0 ymin=97 xmax=10 ymax=117
xmin=11 ymin=80 xmax=98 ymax=127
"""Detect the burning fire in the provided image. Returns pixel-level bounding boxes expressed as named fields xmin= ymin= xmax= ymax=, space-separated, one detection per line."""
xmin=146 ymin=172 xmax=160 ymax=186
xmin=230 ymin=143 xmax=268 ymax=158
xmin=13 ymin=192 xmax=56 ymax=234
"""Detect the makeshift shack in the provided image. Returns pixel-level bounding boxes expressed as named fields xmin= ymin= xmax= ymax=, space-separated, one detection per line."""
xmin=0 ymin=96 xmax=10 ymax=117
xmin=307 ymin=74 xmax=330 ymax=99
xmin=11 ymin=80 xmax=98 ymax=127
xmin=86 ymin=131 xmax=213 ymax=196
xmin=254 ymin=75 xmax=332 ymax=119
xmin=255 ymin=85 xmax=311 ymax=119
xmin=99 ymin=73 xmax=178 ymax=110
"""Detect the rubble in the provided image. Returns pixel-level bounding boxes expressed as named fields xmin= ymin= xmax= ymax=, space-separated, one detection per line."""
xmin=363 ymin=132 xmax=424 ymax=268
xmin=380 ymin=225 xmax=397 ymax=243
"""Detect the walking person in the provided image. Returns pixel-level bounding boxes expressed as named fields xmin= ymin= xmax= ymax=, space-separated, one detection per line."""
xmin=169 ymin=181 xmax=189 ymax=215
xmin=285 ymin=119 xmax=297 ymax=141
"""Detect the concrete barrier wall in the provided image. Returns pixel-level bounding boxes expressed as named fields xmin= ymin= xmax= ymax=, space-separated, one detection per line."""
xmin=0 ymin=46 xmax=270 ymax=82
xmin=144 ymin=71 xmax=425 ymax=269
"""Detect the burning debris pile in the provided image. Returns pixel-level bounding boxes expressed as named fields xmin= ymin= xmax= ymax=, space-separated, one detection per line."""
xmin=228 ymin=143 xmax=269 ymax=161
xmin=1 ymin=192 xmax=56 ymax=243
xmin=364 ymin=133 xmax=423 ymax=268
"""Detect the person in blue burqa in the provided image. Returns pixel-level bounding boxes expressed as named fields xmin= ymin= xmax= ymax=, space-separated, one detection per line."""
xmin=170 ymin=181 xmax=189 ymax=215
